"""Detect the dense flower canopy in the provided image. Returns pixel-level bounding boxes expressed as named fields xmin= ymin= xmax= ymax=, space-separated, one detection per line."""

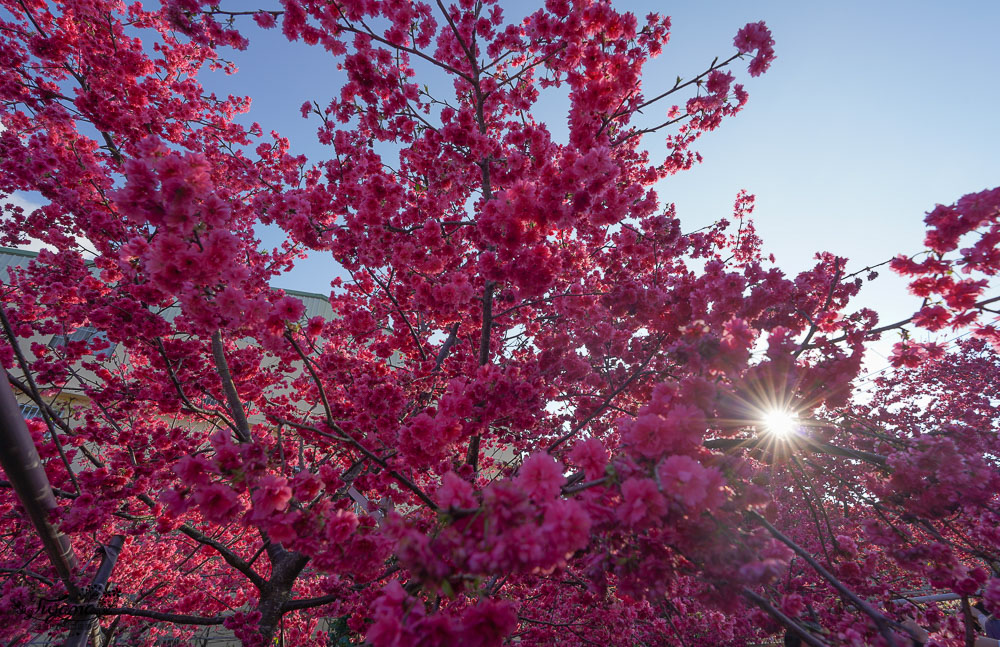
xmin=0 ymin=0 xmax=998 ymax=646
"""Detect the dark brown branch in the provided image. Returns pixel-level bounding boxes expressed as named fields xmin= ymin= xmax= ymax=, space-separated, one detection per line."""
xmin=492 ymin=291 xmax=603 ymax=321
xmin=519 ymin=615 xmax=584 ymax=628
xmin=432 ymin=322 xmax=460 ymax=372
xmin=815 ymin=294 xmax=1000 ymax=347
xmin=548 ymin=342 xmax=660 ymax=452
xmin=787 ymin=458 xmax=831 ymax=563
xmin=485 ymin=42 xmax=567 ymax=93
xmin=4 ymin=374 xmax=74 ymax=437
xmin=961 ymin=595 xmax=975 ymax=647
xmin=749 ymin=512 xmax=904 ymax=647
xmin=741 ymin=588 xmax=829 ymax=647
xmin=176 ymin=524 xmax=266 ymax=591
xmin=87 ymin=607 xmax=224 ymax=625
xmin=271 ymin=417 xmax=438 ymax=511
xmin=154 ymin=338 xmax=235 ymax=435
xmin=282 ymin=567 xmax=399 ymax=612
xmin=368 ymin=269 xmax=426 ymax=361
xmin=132 ymin=493 xmax=267 ymax=590
xmin=843 ymin=257 xmax=895 ymax=281
xmin=0 ymin=479 xmax=76 ymax=499
xmin=561 ymin=477 xmax=609 ymax=495
xmin=798 ymin=436 xmax=887 ymax=467
xmin=0 ymin=566 xmax=54 ymax=586
xmin=466 ymin=280 xmax=495 ymax=472
xmin=327 ymin=5 xmax=472 ymax=83
xmin=284 ymin=332 xmax=335 ymax=424
xmin=703 ymin=436 xmax=887 ymax=467
xmin=620 ymin=52 xmax=741 ymax=117
xmin=210 ymin=331 xmax=251 ymax=442
xmin=0 ymin=307 xmax=80 ymax=493
xmin=434 ymin=0 xmax=476 ymax=70
xmin=15 ymin=0 xmax=123 ymax=165
xmin=478 ymin=281 xmax=495 ymax=367
xmin=795 ymin=260 xmax=843 ymax=358
xmin=613 ymin=113 xmax=690 ymax=147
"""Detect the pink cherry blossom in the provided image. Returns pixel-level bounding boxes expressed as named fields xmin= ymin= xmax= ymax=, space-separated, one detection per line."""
xmin=516 ymin=452 xmax=565 ymax=500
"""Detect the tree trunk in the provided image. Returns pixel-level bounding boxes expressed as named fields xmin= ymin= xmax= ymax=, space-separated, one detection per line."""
xmin=255 ymin=547 xmax=309 ymax=645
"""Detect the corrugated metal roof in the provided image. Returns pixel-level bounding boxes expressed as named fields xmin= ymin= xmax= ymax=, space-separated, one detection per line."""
xmin=281 ymin=287 xmax=334 ymax=320
xmin=0 ymin=247 xmax=35 ymax=279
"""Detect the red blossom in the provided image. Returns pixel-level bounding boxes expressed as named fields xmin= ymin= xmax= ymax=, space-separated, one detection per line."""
xmin=516 ymin=453 xmax=565 ymax=501
xmin=3 ymin=1 xmax=999 ymax=645
xmin=252 ymin=475 xmax=293 ymax=516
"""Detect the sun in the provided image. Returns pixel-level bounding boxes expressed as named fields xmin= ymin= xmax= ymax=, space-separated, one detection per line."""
xmin=762 ymin=409 xmax=798 ymax=438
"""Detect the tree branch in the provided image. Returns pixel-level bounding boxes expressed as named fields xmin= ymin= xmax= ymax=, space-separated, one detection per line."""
xmin=795 ymin=259 xmax=843 ymax=358
xmin=432 ymin=322 xmax=460 ymax=372
xmin=749 ymin=511 xmax=905 ymax=647
xmin=176 ymin=524 xmax=266 ymax=591
xmin=741 ymin=588 xmax=830 ymax=647
xmin=284 ymin=332 xmax=335 ymax=424
xmin=0 ymin=307 xmax=80 ymax=493
xmin=210 ymin=331 xmax=251 ymax=442
xmin=815 ymin=294 xmax=1000 ymax=348
xmin=703 ymin=436 xmax=887 ymax=467
xmin=154 ymin=337 xmax=235 ymax=435
xmin=548 ymin=341 xmax=660 ymax=452
xmin=368 ymin=269 xmax=426 ymax=361
xmin=87 ymin=607 xmax=224 ymax=625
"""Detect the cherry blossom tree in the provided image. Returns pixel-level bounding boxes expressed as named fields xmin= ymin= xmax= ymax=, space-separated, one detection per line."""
xmin=0 ymin=0 xmax=998 ymax=646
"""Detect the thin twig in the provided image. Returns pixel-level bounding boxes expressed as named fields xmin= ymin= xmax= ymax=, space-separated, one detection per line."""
xmin=368 ymin=269 xmax=426 ymax=361
xmin=548 ymin=341 xmax=660 ymax=452
xmin=795 ymin=259 xmax=843 ymax=358
xmin=815 ymin=295 xmax=1000 ymax=347
xmin=284 ymin=332 xmax=335 ymax=424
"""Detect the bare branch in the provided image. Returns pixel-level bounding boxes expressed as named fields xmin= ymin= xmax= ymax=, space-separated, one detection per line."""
xmin=741 ymin=588 xmax=830 ymax=647
xmin=368 ymin=269 xmax=426 ymax=361
xmin=815 ymin=294 xmax=1000 ymax=348
xmin=210 ymin=331 xmax=251 ymax=442
xmin=0 ymin=307 xmax=80 ymax=493
xmin=749 ymin=511 xmax=905 ymax=647
xmin=432 ymin=322 xmax=460 ymax=372
xmin=176 ymin=524 xmax=266 ymax=591
xmin=87 ymin=607 xmax=225 ymax=625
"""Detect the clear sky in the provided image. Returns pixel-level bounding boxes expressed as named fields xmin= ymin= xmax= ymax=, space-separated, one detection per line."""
xmin=13 ymin=0 xmax=1000 ymax=373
